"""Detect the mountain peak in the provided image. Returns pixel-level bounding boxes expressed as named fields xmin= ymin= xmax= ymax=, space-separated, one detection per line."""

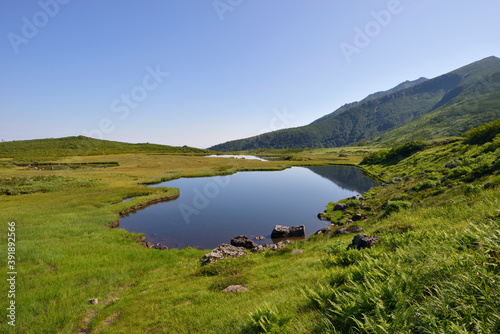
xmin=311 ymin=77 xmax=428 ymax=124
xmin=209 ymin=56 xmax=500 ymax=151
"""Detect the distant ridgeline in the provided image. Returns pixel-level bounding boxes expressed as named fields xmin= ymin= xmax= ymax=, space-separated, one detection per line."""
xmin=0 ymin=136 xmax=210 ymax=161
xmin=210 ymin=56 xmax=500 ymax=151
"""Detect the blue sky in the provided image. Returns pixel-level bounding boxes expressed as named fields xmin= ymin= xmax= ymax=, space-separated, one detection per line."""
xmin=1 ymin=0 xmax=499 ymax=148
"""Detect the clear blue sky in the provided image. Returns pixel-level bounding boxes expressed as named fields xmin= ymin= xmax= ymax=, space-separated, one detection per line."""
xmin=1 ymin=0 xmax=499 ymax=148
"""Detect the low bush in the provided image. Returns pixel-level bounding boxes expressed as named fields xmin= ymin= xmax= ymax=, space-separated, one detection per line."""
xmin=384 ymin=200 xmax=412 ymax=215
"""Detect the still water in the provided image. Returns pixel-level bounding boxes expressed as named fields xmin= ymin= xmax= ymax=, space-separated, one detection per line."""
xmin=119 ymin=166 xmax=379 ymax=250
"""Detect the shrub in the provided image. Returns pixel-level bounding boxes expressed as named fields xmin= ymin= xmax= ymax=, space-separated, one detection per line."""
xmin=384 ymin=201 xmax=412 ymax=215
xmin=464 ymin=118 xmax=500 ymax=145
xmin=464 ymin=184 xmax=481 ymax=196
xmin=448 ymin=166 xmax=472 ymax=179
xmin=361 ymin=141 xmax=427 ymax=165
xmin=412 ymin=180 xmax=439 ymax=191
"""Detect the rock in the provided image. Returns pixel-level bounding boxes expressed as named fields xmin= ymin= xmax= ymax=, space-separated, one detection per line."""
xmin=394 ymin=177 xmax=403 ymax=182
xmin=292 ymin=249 xmax=303 ymax=254
xmin=201 ymin=244 xmax=247 ymax=264
xmin=346 ymin=219 xmax=354 ymax=225
xmin=251 ymin=245 xmax=266 ymax=252
xmin=334 ymin=226 xmax=363 ymax=235
xmin=271 ymin=225 xmax=305 ymax=238
xmin=88 ymin=298 xmax=98 ymax=305
xmin=362 ymin=206 xmax=372 ymax=211
xmin=349 ymin=196 xmax=358 ymax=200
xmin=221 ymin=285 xmax=248 ymax=293
xmin=317 ymin=212 xmax=330 ymax=221
xmin=255 ymin=236 xmax=265 ymax=240
xmin=351 ymin=213 xmax=363 ymax=221
xmin=333 ymin=203 xmax=347 ymax=211
xmin=347 ymin=234 xmax=380 ymax=250
xmin=153 ymin=244 xmax=168 ymax=250
xmin=270 ymin=240 xmax=291 ymax=251
xmin=108 ymin=221 xmax=119 ymax=228
xmin=314 ymin=227 xmax=332 ymax=236
xmin=231 ymin=235 xmax=258 ymax=249
xmin=142 ymin=241 xmax=155 ymax=248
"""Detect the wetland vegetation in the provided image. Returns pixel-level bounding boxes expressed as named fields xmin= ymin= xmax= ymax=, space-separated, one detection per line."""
xmin=1 ymin=120 xmax=500 ymax=333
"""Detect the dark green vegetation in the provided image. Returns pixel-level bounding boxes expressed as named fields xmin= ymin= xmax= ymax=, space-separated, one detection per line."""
xmin=0 ymin=175 xmax=100 ymax=195
xmin=310 ymin=120 xmax=500 ymax=333
xmin=210 ymin=56 xmax=500 ymax=151
xmin=0 ymin=136 xmax=210 ymax=162
xmin=1 ymin=120 xmax=500 ymax=333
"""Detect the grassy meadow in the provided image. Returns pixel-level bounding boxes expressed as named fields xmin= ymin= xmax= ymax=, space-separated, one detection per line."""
xmin=1 ymin=126 xmax=500 ymax=333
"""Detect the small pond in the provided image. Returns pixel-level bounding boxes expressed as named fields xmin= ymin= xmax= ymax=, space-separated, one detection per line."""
xmin=119 ymin=166 xmax=379 ymax=250
xmin=205 ymin=154 xmax=267 ymax=161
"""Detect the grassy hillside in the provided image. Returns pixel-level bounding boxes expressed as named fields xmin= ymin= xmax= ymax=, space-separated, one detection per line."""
xmin=370 ymin=70 xmax=500 ymax=145
xmin=0 ymin=136 xmax=210 ymax=162
xmin=312 ymin=77 xmax=428 ymax=124
xmin=1 ymin=120 xmax=500 ymax=332
xmin=210 ymin=56 xmax=500 ymax=151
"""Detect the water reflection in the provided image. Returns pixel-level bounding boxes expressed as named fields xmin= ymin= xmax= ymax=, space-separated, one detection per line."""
xmin=119 ymin=166 xmax=378 ymax=250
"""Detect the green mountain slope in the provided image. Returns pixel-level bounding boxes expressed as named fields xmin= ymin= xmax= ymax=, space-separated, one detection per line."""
xmin=0 ymin=136 xmax=210 ymax=161
xmin=312 ymin=77 xmax=428 ymax=124
xmin=370 ymin=63 xmax=500 ymax=145
xmin=210 ymin=56 xmax=500 ymax=151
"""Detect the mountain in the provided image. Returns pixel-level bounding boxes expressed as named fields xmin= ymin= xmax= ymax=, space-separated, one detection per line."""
xmin=312 ymin=77 xmax=428 ymax=124
xmin=210 ymin=56 xmax=500 ymax=151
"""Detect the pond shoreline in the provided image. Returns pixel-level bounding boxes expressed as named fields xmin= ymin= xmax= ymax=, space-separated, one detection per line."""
xmin=118 ymin=164 xmax=379 ymax=250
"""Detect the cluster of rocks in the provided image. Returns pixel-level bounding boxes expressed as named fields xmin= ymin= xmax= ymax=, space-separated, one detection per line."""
xmin=134 ymin=236 xmax=168 ymax=250
xmin=318 ymin=195 xmax=372 ymax=223
xmin=314 ymin=225 xmax=363 ymax=237
xmin=201 ymin=225 xmax=306 ymax=264
xmin=142 ymin=242 xmax=169 ymax=250
xmin=200 ymin=243 xmax=247 ymax=264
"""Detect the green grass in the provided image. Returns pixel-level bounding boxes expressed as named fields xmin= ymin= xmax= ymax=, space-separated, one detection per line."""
xmin=0 ymin=136 xmax=211 ymax=162
xmin=1 ymin=124 xmax=500 ymax=333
